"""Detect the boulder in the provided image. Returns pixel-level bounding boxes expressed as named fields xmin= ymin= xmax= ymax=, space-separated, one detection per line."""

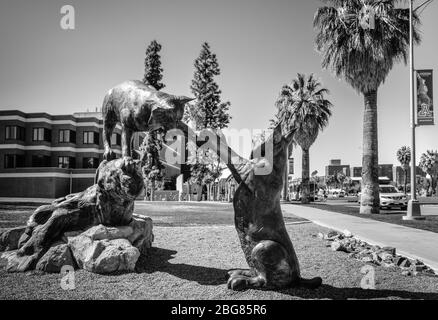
xmin=80 ymin=224 xmax=133 ymax=241
xmin=92 ymin=239 xmax=139 ymax=274
xmin=0 ymin=227 xmax=26 ymax=252
xmin=68 ymin=225 xmax=141 ymax=274
xmin=372 ymin=252 xmax=381 ymax=263
xmin=378 ymin=252 xmax=394 ymax=262
xmin=381 ymin=246 xmax=396 ymax=256
xmin=35 ymin=242 xmax=75 ymax=273
xmin=331 ymin=241 xmax=348 ymax=252
xmin=342 ymin=230 xmax=353 ymax=238
xmin=327 ymin=230 xmax=340 ymax=238
xmin=381 ymin=261 xmax=396 ymax=268
xmin=128 ymin=215 xmax=154 ymax=255
xmin=411 ymin=263 xmax=427 ymax=272
xmin=399 ymin=259 xmax=411 ymax=269
xmin=1 ymin=250 xmax=37 ymax=272
xmin=394 ymin=256 xmax=407 ymax=266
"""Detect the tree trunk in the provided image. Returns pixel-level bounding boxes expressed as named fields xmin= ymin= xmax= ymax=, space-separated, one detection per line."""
xmin=188 ymin=182 xmax=192 ymax=201
xmin=404 ymin=169 xmax=408 ymax=195
xmin=360 ymin=90 xmax=380 ymax=214
xmin=301 ymin=147 xmax=310 ymax=204
xmin=432 ymin=175 xmax=437 ymax=196
xmin=143 ymin=180 xmax=149 ymax=201
xmin=196 ymin=183 xmax=203 ymax=201
xmin=150 ymin=180 xmax=155 ymax=202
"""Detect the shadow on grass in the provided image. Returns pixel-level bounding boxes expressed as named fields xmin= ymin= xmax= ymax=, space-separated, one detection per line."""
xmin=135 ymin=247 xmax=228 ymax=285
xmin=136 ymin=247 xmax=438 ymax=299
xmin=275 ymin=283 xmax=438 ymax=300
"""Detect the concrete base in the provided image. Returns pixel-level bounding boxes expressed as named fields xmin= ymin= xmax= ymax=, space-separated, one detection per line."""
xmin=402 ymin=200 xmax=426 ymax=220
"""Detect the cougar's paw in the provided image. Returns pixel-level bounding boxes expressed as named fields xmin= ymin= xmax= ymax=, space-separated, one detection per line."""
xmin=227 ymin=276 xmax=250 ymax=291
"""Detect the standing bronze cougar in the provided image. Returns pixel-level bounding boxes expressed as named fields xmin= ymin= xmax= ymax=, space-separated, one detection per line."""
xmin=102 ymin=80 xmax=193 ymax=160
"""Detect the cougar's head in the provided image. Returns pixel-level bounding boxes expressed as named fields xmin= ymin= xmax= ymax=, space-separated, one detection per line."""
xmin=148 ymin=93 xmax=194 ymax=135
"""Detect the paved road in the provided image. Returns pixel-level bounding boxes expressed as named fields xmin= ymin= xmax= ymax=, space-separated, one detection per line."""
xmin=282 ymin=203 xmax=438 ymax=272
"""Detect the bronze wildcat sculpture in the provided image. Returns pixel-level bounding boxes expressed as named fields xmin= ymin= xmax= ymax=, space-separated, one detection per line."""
xmin=2 ymin=82 xmax=193 ymax=272
xmin=102 ymin=80 xmax=193 ymax=160
xmin=186 ymin=123 xmax=322 ymax=290
xmin=3 ymin=157 xmax=145 ymax=272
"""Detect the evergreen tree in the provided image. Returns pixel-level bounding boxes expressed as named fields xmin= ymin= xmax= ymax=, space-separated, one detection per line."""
xmin=185 ymin=42 xmax=231 ymax=201
xmin=139 ymin=132 xmax=165 ymax=201
xmin=143 ymin=40 xmax=165 ymax=90
xmin=140 ymin=40 xmax=165 ymax=200
xmin=185 ymin=42 xmax=231 ymax=130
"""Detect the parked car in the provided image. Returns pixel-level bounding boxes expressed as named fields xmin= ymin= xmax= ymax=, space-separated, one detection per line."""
xmin=358 ymin=185 xmax=408 ymax=210
xmin=379 ymin=185 xmax=408 ymax=210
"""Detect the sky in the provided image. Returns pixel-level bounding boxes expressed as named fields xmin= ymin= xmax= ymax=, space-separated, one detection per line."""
xmin=0 ymin=0 xmax=437 ymax=177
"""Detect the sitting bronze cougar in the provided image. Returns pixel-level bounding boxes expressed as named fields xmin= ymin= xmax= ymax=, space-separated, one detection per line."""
xmin=187 ymin=123 xmax=322 ymax=290
xmin=4 ymin=157 xmax=144 ymax=272
xmin=102 ymin=80 xmax=193 ymax=160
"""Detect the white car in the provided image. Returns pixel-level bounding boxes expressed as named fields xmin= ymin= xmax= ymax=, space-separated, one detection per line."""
xmin=379 ymin=185 xmax=408 ymax=210
xmin=358 ymin=185 xmax=408 ymax=210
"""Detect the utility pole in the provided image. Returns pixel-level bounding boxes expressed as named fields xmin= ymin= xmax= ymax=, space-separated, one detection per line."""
xmin=404 ymin=0 xmax=425 ymax=220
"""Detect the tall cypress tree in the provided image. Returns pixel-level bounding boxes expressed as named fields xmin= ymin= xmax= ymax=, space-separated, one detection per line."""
xmin=185 ymin=42 xmax=231 ymax=201
xmin=141 ymin=40 xmax=165 ymax=200
xmin=186 ymin=42 xmax=231 ymax=130
xmin=143 ymin=40 xmax=165 ymax=90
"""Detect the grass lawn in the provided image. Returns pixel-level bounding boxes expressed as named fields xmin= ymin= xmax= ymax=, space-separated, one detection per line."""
xmin=1 ymin=202 xmax=438 ymax=300
xmin=301 ymin=201 xmax=438 ymax=234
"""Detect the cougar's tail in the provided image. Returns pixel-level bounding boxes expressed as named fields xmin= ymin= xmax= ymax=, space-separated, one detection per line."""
xmin=298 ymin=276 xmax=323 ymax=289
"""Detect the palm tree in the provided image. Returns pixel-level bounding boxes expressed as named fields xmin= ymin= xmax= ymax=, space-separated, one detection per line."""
xmin=314 ymin=0 xmax=421 ymax=214
xmin=276 ymin=73 xmax=333 ymax=204
xmin=396 ymin=146 xmax=411 ymax=194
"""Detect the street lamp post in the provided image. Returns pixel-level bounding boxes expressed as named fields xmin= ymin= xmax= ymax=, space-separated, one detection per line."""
xmin=403 ymin=0 xmax=425 ymax=220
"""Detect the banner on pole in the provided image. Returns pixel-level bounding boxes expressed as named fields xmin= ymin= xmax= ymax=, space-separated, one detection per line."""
xmin=416 ymin=69 xmax=434 ymax=126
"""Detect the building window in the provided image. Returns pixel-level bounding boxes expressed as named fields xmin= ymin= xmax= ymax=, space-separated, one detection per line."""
xmin=58 ymin=156 xmax=76 ymax=169
xmin=83 ymin=131 xmax=99 ymax=144
xmin=32 ymin=155 xmax=51 ymax=167
xmin=111 ymin=133 xmax=121 ymax=146
xmin=32 ymin=128 xmax=51 ymax=142
xmin=4 ymin=154 xmax=25 ymax=169
xmin=83 ymin=157 xmax=99 ymax=169
xmin=5 ymin=126 xmax=25 ymax=141
xmin=59 ymin=129 xmax=76 ymax=143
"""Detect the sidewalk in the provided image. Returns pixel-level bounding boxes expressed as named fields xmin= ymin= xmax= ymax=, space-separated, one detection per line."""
xmin=282 ymin=204 xmax=438 ymax=272
xmin=0 ymin=197 xmax=53 ymax=203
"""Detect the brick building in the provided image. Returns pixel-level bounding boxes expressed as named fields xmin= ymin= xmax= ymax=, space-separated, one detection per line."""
xmin=325 ymin=159 xmax=350 ymax=177
xmin=0 ymin=110 xmax=181 ymax=198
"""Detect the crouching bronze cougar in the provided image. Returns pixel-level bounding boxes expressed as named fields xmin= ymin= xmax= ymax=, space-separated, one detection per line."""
xmin=188 ymin=123 xmax=322 ymax=290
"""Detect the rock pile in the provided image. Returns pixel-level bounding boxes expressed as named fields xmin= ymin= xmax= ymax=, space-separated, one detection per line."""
xmin=316 ymin=230 xmax=436 ymax=277
xmin=0 ymin=214 xmax=153 ymax=274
